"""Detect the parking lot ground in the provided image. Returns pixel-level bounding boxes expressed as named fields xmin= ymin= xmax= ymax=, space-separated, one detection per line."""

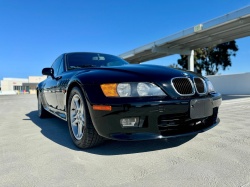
xmin=0 ymin=94 xmax=250 ymax=187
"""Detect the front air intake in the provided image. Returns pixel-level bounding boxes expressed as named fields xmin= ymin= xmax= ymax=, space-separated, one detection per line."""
xmin=171 ymin=78 xmax=195 ymax=96
xmin=194 ymin=77 xmax=207 ymax=94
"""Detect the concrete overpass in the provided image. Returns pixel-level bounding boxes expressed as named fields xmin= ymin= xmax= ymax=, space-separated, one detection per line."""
xmin=118 ymin=6 xmax=250 ymax=71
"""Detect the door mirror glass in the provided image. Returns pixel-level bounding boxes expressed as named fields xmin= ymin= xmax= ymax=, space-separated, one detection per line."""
xmin=42 ymin=68 xmax=54 ymax=78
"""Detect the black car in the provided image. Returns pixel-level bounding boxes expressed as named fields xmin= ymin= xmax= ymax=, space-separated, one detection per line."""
xmin=37 ymin=52 xmax=222 ymax=148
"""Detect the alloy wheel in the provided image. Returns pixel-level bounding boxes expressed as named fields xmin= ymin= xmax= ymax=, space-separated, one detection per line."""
xmin=70 ymin=94 xmax=85 ymax=140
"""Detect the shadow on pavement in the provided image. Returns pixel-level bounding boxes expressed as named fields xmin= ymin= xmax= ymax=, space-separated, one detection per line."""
xmin=25 ymin=110 xmax=196 ymax=155
xmin=222 ymin=95 xmax=250 ymax=101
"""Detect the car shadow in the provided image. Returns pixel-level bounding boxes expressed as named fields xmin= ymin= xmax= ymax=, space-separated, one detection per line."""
xmin=25 ymin=110 xmax=196 ymax=155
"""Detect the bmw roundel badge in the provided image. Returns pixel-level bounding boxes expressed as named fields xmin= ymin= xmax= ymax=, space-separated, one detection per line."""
xmin=182 ymin=72 xmax=189 ymax=76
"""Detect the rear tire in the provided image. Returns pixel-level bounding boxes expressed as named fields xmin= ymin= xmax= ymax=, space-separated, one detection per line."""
xmin=38 ymin=92 xmax=51 ymax=118
xmin=67 ymin=86 xmax=104 ymax=149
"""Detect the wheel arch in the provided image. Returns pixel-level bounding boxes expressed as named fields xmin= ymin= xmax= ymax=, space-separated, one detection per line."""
xmin=36 ymin=82 xmax=44 ymax=98
xmin=65 ymin=80 xmax=91 ymax=114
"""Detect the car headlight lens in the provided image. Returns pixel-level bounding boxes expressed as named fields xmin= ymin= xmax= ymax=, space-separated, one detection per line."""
xmin=137 ymin=83 xmax=150 ymax=96
xmin=117 ymin=83 xmax=131 ymax=97
xmin=207 ymin=80 xmax=215 ymax=93
xmin=101 ymin=82 xmax=166 ymax=97
xmin=137 ymin=83 xmax=165 ymax=96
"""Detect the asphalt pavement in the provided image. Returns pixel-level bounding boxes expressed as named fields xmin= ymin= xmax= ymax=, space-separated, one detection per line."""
xmin=0 ymin=94 xmax=250 ymax=187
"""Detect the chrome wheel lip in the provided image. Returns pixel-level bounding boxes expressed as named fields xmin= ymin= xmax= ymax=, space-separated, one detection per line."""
xmin=70 ymin=94 xmax=85 ymax=140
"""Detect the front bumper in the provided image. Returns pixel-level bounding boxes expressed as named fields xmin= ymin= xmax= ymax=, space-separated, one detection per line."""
xmin=87 ymin=93 xmax=222 ymax=141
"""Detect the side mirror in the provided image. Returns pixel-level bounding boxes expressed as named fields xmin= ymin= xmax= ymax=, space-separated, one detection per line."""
xmin=42 ymin=68 xmax=54 ymax=78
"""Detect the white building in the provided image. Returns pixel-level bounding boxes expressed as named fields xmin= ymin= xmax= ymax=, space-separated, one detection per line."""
xmin=0 ymin=76 xmax=47 ymax=95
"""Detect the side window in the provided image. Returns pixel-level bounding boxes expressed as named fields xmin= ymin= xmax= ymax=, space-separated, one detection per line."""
xmin=58 ymin=58 xmax=65 ymax=75
xmin=51 ymin=56 xmax=62 ymax=76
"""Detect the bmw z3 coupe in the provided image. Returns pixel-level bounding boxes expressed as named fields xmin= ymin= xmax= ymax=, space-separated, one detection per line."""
xmin=37 ymin=52 xmax=222 ymax=148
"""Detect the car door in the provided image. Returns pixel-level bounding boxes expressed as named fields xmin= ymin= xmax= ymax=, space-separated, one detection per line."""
xmin=43 ymin=56 xmax=62 ymax=109
xmin=55 ymin=56 xmax=68 ymax=115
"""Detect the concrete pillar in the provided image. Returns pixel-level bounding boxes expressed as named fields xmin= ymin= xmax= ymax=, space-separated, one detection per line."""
xmin=188 ymin=50 xmax=194 ymax=71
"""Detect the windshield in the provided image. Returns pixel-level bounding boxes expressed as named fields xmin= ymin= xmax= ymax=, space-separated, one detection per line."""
xmin=66 ymin=53 xmax=129 ymax=69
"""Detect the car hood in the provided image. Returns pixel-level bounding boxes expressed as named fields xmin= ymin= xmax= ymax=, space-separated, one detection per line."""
xmin=75 ymin=64 xmax=202 ymax=83
xmin=102 ymin=64 xmax=200 ymax=80
xmin=74 ymin=64 xmax=204 ymax=98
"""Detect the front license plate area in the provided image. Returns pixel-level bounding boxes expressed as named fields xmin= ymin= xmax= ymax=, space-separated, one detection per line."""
xmin=190 ymin=98 xmax=213 ymax=119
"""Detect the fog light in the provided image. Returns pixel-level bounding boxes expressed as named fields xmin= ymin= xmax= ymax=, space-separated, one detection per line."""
xmin=120 ymin=117 xmax=139 ymax=128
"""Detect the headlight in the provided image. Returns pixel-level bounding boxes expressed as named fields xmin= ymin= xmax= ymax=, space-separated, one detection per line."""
xmin=101 ymin=82 xmax=166 ymax=97
xmin=207 ymin=80 xmax=215 ymax=93
xmin=137 ymin=83 xmax=165 ymax=96
xmin=137 ymin=83 xmax=150 ymax=96
xmin=117 ymin=83 xmax=131 ymax=97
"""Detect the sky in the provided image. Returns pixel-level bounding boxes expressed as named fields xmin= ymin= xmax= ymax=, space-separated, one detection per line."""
xmin=1 ymin=0 xmax=250 ymax=85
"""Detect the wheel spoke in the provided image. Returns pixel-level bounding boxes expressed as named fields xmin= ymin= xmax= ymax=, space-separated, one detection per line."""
xmin=71 ymin=112 xmax=77 ymax=119
xmin=72 ymin=119 xmax=78 ymax=126
xmin=74 ymin=97 xmax=80 ymax=110
xmin=72 ymin=124 xmax=78 ymax=134
xmin=81 ymin=114 xmax=85 ymax=126
xmin=78 ymin=122 xmax=83 ymax=137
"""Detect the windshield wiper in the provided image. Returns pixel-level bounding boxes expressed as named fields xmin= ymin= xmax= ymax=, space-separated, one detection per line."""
xmin=69 ymin=65 xmax=97 ymax=69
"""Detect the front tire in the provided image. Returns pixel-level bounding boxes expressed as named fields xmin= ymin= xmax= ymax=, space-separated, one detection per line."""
xmin=67 ymin=86 xmax=104 ymax=149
